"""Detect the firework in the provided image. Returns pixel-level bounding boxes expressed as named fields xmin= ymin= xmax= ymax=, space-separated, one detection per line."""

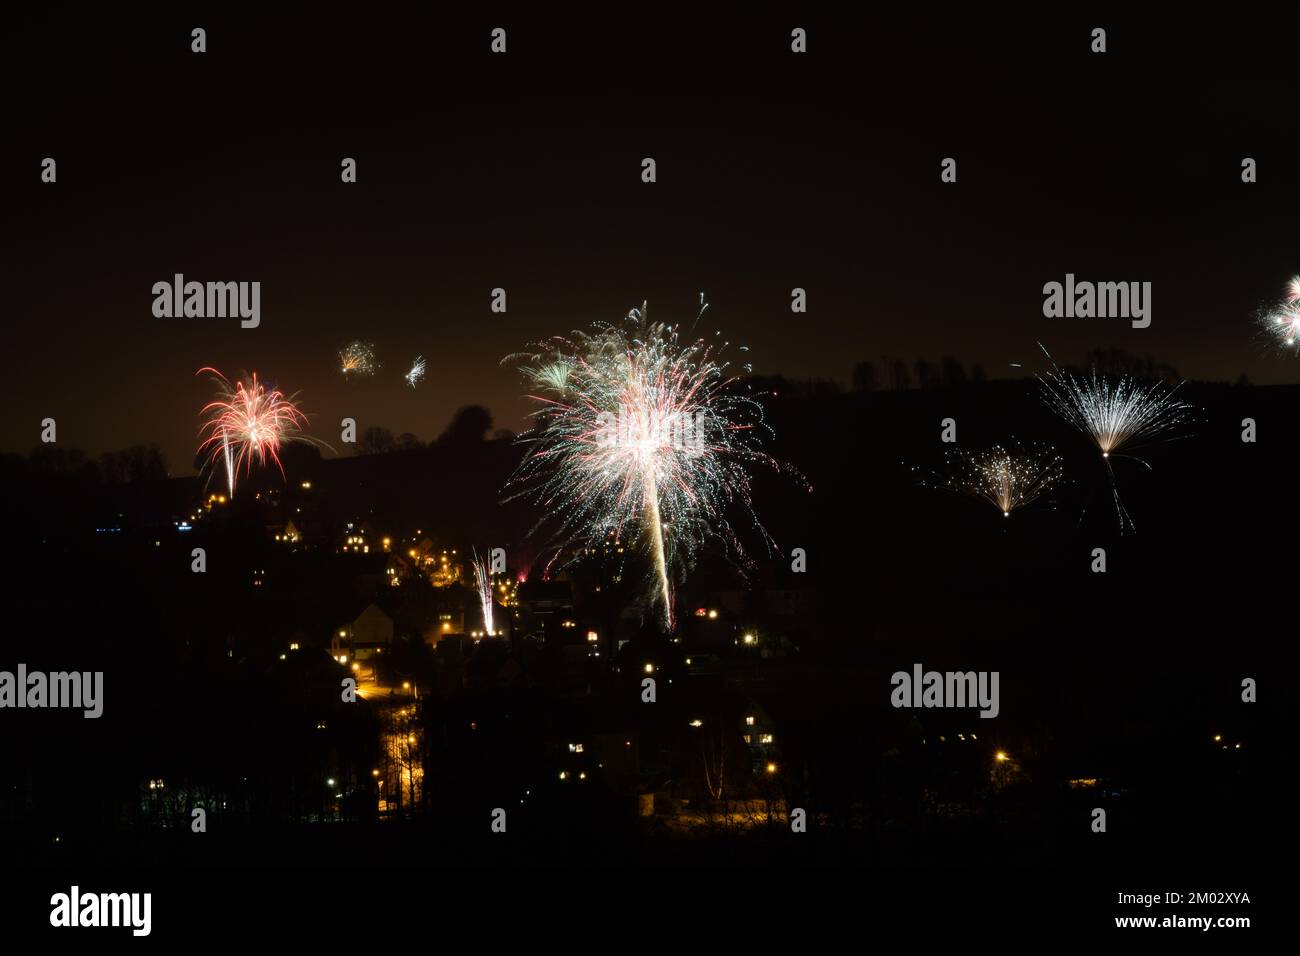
xmin=339 ymin=341 xmax=378 ymax=377
xmin=472 ymin=549 xmax=495 ymax=636
xmin=196 ymin=368 xmax=325 ymax=496
xmin=404 ymin=355 xmax=427 ymax=387
xmin=1259 ymin=276 xmax=1300 ymax=355
xmin=1036 ymin=345 xmax=1193 ymax=531
xmin=915 ymin=442 xmax=1065 ymax=517
xmin=504 ymin=298 xmax=805 ymax=632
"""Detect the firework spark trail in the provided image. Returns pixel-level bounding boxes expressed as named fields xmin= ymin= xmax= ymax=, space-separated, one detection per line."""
xmin=504 ymin=298 xmax=806 ymax=633
xmin=1259 ymin=276 xmax=1300 ymax=355
xmin=915 ymin=443 xmax=1065 ymax=517
xmin=196 ymin=368 xmax=328 ymax=496
xmin=405 ymin=355 xmax=427 ymax=387
xmin=472 ymin=549 xmax=495 ymax=636
xmin=339 ymin=341 xmax=378 ymax=377
xmin=220 ymin=426 xmax=235 ymax=496
xmin=1036 ymin=345 xmax=1193 ymax=532
xmin=642 ymin=466 xmax=673 ymax=623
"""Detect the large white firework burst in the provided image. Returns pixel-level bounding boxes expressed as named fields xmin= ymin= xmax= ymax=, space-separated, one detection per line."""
xmin=1036 ymin=345 xmax=1193 ymax=532
xmin=504 ymin=297 xmax=805 ymax=632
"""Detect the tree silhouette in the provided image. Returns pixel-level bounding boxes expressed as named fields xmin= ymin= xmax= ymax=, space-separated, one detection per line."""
xmin=98 ymin=443 xmax=168 ymax=482
xmin=940 ymin=355 xmax=967 ymax=387
xmin=437 ymin=405 xmax=493 ymax=445
xmin=851 ymin=360 xmax=879 ymax=392
xmin=913 ymin=359 xmax=937 ymax=389
xmin=355 ymin=426 xmax=396 ymax=455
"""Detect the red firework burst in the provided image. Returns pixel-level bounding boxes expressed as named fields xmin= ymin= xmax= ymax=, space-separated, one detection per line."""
xmin=196 ymin=367 xmax=319 ymax=495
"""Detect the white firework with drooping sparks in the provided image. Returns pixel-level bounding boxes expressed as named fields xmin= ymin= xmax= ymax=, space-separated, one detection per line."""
xmin=915 ymin=442 xmax=1065 ymax=517
xmin=405 ymin=355 xmax=427 ymax=387
xmin=1037 ymin=345 xmax=1193 ymax=531
xmin=339 ymin=341 xmax=378 ymax=377
xmin=505 ymin=297 xmax=805 ymax=632
xmin=1259 ymin=276 xmax=1300 ymax=355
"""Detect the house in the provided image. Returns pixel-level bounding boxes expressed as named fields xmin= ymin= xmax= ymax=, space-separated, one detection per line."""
xmin=271 ymin=519 xmax=301 ymax=544
xmin=739 ymin=698 xmax=778 ymax=771
xmin=331 ymin=602 xmax=395 ymax=662
xmin=515 ymin=579 xmax=574 ymax=638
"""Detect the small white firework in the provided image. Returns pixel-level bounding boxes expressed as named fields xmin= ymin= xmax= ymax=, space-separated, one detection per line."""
xmin=916 ymin=442 xmax=1065 ymax=518
xmin=1037 ymin=344 xmax=1193 ymax=531
xmin=405 ymin=355 xmax=427 ymax=387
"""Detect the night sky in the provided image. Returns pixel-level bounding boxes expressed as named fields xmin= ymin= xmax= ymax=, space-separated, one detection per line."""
xmin=5 ymin=6 xmax=1298 ymax=474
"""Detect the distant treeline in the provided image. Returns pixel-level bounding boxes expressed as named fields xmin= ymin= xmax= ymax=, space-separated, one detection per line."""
xmin=349 ymin=404 xmax=515 ymax=456
xmin=0 ymin=404 xmax=514 ymax=484
xmin=10 ymin=441 xmax=170 ymax=485
xmin=742 ymin=348 xmax=1249 ymax=400
xmin=2 ymin=354 xmax=1253 ymax=482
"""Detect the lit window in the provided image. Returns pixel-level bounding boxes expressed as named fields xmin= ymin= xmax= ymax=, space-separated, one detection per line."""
xmin=745 ymin=716 xmax=755 ymax=726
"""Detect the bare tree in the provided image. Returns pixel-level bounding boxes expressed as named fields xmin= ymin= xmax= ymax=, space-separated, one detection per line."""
xmin=851 ymin=360 xmax=879 ymax=392
xmin=889 ymin=359 xmax=911 ymax=391
xmin=940 ymin=355 xmax=967 ymax=387
xmin=913 ymin=359 xmax=937 ymax=390
xmin=701 ymin=724 xmax=727 ymax=802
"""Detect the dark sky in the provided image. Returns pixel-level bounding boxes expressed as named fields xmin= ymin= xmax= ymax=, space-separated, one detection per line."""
xmin=5 ymin=6 xmax=1299 ymax=474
